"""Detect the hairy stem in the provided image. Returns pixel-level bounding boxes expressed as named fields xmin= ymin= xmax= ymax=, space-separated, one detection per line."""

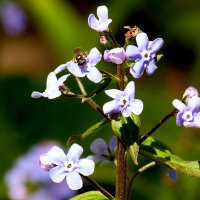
xmin=81 ymin=175 xmax=115 ymax=200
xmin=139 ymin=109 xmax=176 ymax=144
xmin=115 ymin=63 xmax=127 ymax=200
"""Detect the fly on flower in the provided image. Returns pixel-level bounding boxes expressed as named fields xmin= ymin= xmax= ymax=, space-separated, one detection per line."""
xmin=73 ymin=48 xmax=88 ymax=66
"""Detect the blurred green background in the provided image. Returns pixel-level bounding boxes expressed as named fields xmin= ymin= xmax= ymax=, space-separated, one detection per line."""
xmin=0 ymin=0 xmax=200 ymax=199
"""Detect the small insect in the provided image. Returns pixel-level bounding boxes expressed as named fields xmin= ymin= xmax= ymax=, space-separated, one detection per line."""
xmin=73 ymin=48 xmax=88 ymax=66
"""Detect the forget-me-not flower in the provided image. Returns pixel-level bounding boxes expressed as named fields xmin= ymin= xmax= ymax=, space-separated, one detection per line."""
xmin=54 ymin=47 xmax=102 ymax=83
xmin=88 ymin=5 xmax=112 ymax=32
xmin=41 ymin=144 xmax=95 ymax=190
xmin=88 ymin=136 xmax=117 ymax=165
xmin=126 ymin=32 xmax=164 ymax=78
xmin=103 ymin=81 xmax=143 ymax=117
xmin=104 ymin=47 xmax=126 ymax=64
xmin=172 ymin=96 xmax=200 ymax=128
xmin=31 ymin=72 xmax=70 ymax=99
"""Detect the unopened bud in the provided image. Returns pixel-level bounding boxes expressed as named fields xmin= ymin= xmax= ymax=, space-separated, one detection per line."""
xmin=182 ymin=86 xmax=199 ymax=103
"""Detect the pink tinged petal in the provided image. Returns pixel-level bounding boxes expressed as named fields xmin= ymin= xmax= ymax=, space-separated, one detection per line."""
xmin=49 ymin=166 xmax=66 ymax=183
xmin=77 ymin=158 xmax=95 ymax=176
xmin=146 ymin=60 xmax=157 ymax=75
xmin=126 ymin=45 xmax=141 ymax=60
xmin=66 ymin=172 xmax=82 ymax=190
xmin=136 ymin=33 xmax=149 ymax=51
xmin=40 ymin=154 xmax=54 ymax=171
xmin=183 ymin=86 xmax=198 ymax=99
xmin=97 ymin=5 xmax=109 ymax=22
xmin=129 ymin=99 xmax=143 ymax=115
xmin=172 ymin=99 xmax=186 ymax=111
xmin=66 ymin=61 xmax=85 ymax=77
xmin=47 ymin=146 xmax=67 ymax=165
xmin=67 ymin=144 xmax=83 ymax=162
xmin=90 ymin=138 xmax=108 ymax=154
xmin=124 ymin=81 xmax=135 ymax=99
xmin=87 ymin=47 xmax=102 ymax=66
xmin=31 ymin=91 xmax=43 ymax=98
xmin=86 ymin=67 xmax=102 ymax=83
xmin=103 ymin=100 xmax=121 ymax=115
xmin=105 ymin=89 xmax=124 ymax=99
xmin=130 ymin=59 xmax=145 ymax=78
xmin=54 ymin=64 xmax=67 ymax=74
xmin=148 ymin=38 xmax=164 ymax=55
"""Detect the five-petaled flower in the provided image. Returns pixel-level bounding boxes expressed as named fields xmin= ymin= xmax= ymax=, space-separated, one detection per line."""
xmin=40 ymin=144 xmax=95 ymax=190
xmin=126 ymin=32 xmax=164 ymax=78
xmin=88 ymin=5 xmax=112 ymax=32
xmin=172 ymin=96 xmax=200 ymax=128
xmin=88 ymin=136 xmax=117 ymax=165
xmin=31 ymin=72 xmax=70 ymax=99
xmin=54 ymin=47 xmax=102 ymax=83
xmin=104 ymin=47 xmax=126 ymax=64
xmin=103 ymin=81 xmax=143 ymax=117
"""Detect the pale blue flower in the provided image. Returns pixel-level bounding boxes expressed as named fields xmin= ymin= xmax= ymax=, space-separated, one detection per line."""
xmin=104 ymin=47 xmax=126 ymax=64
xmin=173 ymin=96 xmax=200 ymax=128
xmin=103 ymin=81 xmax=143 ymax=117
xmin=168 ymin=169 xmax=178 ymax=181
xmin=31 ymin=72 xmax=70 ymax=99
xmin=54 ymin=47 xmax=102 ymax=83
xmin=126 ymin=33 xmax=164 ymax=78
xmin=88 ymin=136 xmax=117 ymax=165
xmin=44 ymin=144 xmax=95 ymax=190
xmin=88 ymin=5 xmax=112 ymax=32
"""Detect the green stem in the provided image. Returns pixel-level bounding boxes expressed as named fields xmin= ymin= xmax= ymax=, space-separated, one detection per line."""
xmin=126 ymin=161 xmax=156 ymax=200
xmin=139 ymin=109 xmax=177 ymax=144
xmin=81 ymin=175 xmax=115 ymax=200
xmin=75 ymin=77 xmax=109 ymax=120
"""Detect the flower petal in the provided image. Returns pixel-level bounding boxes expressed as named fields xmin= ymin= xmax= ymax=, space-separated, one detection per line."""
xmin=86 ymin=67 xmax=102 ymax=83
xmin=187 ymin=96 xmax=200 ymax=112
xmin=124 ymin=81 xmax=135 ymax=99
xmin=77 ymin=158 xmax=95 ymax=176
xmin=66 ymin=61 xmax=85 ymax=77
xmin=122 ymin=107 xmax=131 ymax=117
xmin=105 ymin=89 xmax=124 ymax=99
xmin=31 ymin=91 xmax=43 ymax=98
xmin=66 ymin=172 xmax=82 ymax=190
xmin=130 ymin=59 xmax=145 ymax=78
xmin=97 ymin=5 xmax=108 ymax=22
xmin=129 ymin=99 xmax=143 ymax=115
xmin=46 ymin=72 xmax=57 ymax=88
xmin=87 ymin=47 xmax=102 ymax=67
xmin=136 ymin=33 xmax=149 ymax=51
xmin=90 ymin=138 xmax=108 ymax=154
xmin=146 ymin=60 xmax=157 ymax=75
xmin=88 ymin=14 xmax=99 ymax=31
xmin=126 ymin=45 xmax=141 ymax=60
xmin=57 ymin=74 xmax=70 ymax=85
xmin=66 ymin=144 xmax=83 ymax=162
xmin=49 ymin=166 xmax=66 ymax=183
xmin=148 ymin=38 xmax=164 ymax=55
xmin=54 ymin=64 xmax=67 ymax=74
xmin=108 ymin=136 xmax=117 ymax=152
xmin=103 ymin=100 xmax=121 ymax=115
xmin=47 ymin=146 xmax=66 ymax=165
xmin=172 ymin=99 xmax=186 ymax=111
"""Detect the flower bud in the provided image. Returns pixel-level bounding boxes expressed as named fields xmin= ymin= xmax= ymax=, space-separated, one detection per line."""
xmin=104 ymin=47 xmax=126 ymax=64
xmin=39 ymin=154 xmax=55 ymax=171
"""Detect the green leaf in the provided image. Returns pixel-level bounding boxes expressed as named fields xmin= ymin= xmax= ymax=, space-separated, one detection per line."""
xmin=140 ymin=136 xmax=200 ymax=177
xmin=111 ymin=113 xmax=141 ymax=164
xmin=67 ymin=119 xmax=109 ymax=145
xmin=69 ymin=191 xmax=108 ymax=200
